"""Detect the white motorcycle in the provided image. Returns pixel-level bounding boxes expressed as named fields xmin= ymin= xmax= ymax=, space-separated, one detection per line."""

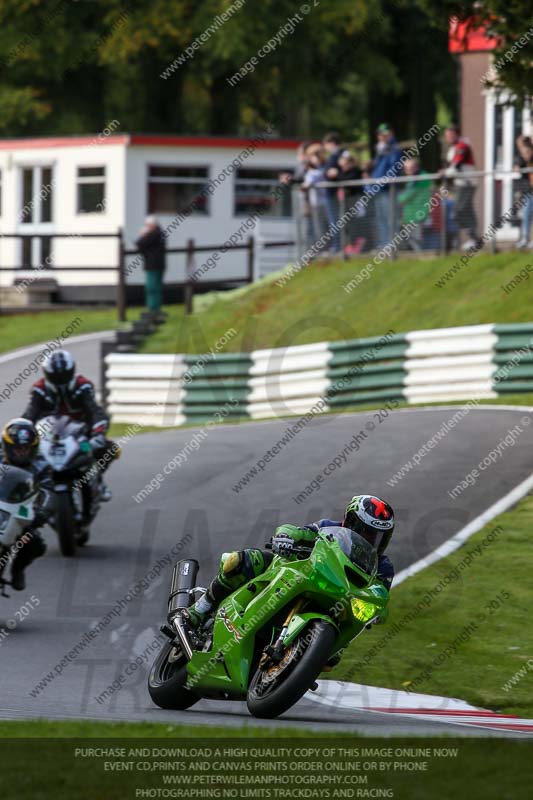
xmin=0 ymin=465 xmax=38 ymax=595
xmin=37 ymin=415 xmax=101 ymax=556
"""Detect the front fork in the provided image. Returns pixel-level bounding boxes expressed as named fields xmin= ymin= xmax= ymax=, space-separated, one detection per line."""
xmin=261 ymin=598 xmax=305 ymax=665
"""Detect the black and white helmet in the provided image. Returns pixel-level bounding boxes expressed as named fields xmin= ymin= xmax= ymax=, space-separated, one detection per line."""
xmin=343 ymin=495 xmax=394 ymax=555
xmin=43 ymin=349 xmax=75 ymax=389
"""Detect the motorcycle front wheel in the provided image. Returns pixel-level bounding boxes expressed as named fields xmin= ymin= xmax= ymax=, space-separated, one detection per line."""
xmin=148 ymin=640 xmax=200 ymax=710
xmin=55 ymin=492 xmax=77 ymax=557
xmin=247 ymin=619 xmax=336 ymax=719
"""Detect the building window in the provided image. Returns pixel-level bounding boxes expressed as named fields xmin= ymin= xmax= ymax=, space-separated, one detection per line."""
xmin=234 ymin=168 xmax=291 ymax=217
xmin=148 ymin=166 xmax=209 ymax=215
xmin=41 ymin=167 xmax=53 ymax=222
xmin=20 ymin=166 xmax=54 ymax=224
xmin=77 ymin=166 xmax=106 ymax=213
xmin=21 ymin=168 xmax=34 ymax=223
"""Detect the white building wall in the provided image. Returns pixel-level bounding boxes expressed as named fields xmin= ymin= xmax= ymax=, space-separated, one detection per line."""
xmin=0 ymin=136 xmax=296 ymax=293
xmin=0 ymin=140 xmax=127 ymax=287
xmin=124 ymin=144 xmax=295 ymax=285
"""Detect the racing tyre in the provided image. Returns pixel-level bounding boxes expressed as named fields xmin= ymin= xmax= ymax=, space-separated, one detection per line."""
xmin=55 ymin=493 xmax=77 ymax=557
xmin=247 ymin=619 xmax=336 ymax=719
xmin=148 ymin=640 xmax=199 ymax=710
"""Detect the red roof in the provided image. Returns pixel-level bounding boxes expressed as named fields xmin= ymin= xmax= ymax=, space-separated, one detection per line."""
xmin=449 ymin=16 xmax=499 ymax=53
xmin=130 ymin=134 xmax=299 ymax=149
xmin=0 ymin=134 xmax=130 ymax=150
xmin=0 ymin=133 xmax=300 ymax=151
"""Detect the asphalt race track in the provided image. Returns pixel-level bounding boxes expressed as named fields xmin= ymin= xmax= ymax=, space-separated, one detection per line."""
xmin=0 ymin=337 xmax=532 ymax=735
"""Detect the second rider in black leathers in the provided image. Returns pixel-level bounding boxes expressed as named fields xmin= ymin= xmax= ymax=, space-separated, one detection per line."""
xmin=22 ymin=349 xmax=119 ymax=501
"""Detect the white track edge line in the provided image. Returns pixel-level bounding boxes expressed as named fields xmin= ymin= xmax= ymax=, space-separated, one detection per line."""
xmin=0 ymin=330 xmax=115 ymax=366
xmin=395 ymin=470 xmax=533 ymax=585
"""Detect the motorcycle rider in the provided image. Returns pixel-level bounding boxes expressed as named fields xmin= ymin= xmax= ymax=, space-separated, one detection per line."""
xmin=22 ymin=349 xmax=119 ymax=502
xmin=0 ymin=418 xmax=54 ymax=590
xmin=184 ymin=495 xmax=395 ymax=635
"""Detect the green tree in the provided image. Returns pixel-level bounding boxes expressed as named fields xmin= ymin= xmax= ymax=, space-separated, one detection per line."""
xmin=421 ymin=0 xmax=533 ymax=102
xmin=0 ymin=0 xmax=456 ymax=159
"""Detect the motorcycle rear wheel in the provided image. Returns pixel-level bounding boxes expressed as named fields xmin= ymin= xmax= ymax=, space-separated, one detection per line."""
xmin=148 ymin=640 xmax=200 ymax=710
xmin=55 ymin=493 xmax=77 ymax=557
xmin=247 ymin=619 xmax=336 ymax=719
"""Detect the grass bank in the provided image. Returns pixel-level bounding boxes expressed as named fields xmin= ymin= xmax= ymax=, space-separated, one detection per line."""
xmin=334 ymin=491 xmax=533 ymax=718
xmin=0 ymin=308 xmax=127 ymax=355
xmin=141 ymin=251 xmax=533 ymax=355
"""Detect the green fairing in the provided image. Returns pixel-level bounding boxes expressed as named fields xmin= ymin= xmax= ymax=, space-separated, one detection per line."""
xmin=181 ymin=529 xmax=389 ymax=700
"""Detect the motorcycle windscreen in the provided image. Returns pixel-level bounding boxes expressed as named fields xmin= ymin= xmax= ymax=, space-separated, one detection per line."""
xmin=38 ymin=415 xmax=85 ymax=439
xmin=36 ymin=416 xmax=58 ymax=441
xmin=0 ymin=465 xmax=34 ymax=503
xmin=322 ymin=526 xmax=377 ymax=575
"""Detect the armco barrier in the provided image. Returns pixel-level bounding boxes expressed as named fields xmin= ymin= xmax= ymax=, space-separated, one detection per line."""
xmin=104 ymin=323 xmax=533 ymax=426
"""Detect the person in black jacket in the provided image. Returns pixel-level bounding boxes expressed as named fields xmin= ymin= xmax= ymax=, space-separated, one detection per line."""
xmin=22 ymin=350 xmax=118 ymax=503
xmin=322 ymin=132 xmax=344 ymax=252
xmin=338 ymin=151 xmax=366 ymax=251
xmin=135 ymin=215 xmax=167 ymax=314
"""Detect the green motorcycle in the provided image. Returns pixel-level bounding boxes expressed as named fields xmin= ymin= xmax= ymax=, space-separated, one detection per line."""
xmin=148 ymin=526 xmax=389 ymax=719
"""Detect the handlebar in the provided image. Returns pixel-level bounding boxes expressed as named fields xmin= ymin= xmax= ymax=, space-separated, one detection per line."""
xmin=266 ymin=541 xmax=314 ymax=558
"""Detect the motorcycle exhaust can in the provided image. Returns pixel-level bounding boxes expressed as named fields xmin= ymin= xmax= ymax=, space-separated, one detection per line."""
xmin=167 ymin=559 xmax=199 ymax=617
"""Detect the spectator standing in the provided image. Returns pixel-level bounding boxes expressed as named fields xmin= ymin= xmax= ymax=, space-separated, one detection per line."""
xmin=322 ymin=131 xmax=344 ymax=253
xmin=279 ymin=141 xmax=310 ymax=186
xmin=135 ymin=215 xmax=167 ymax=315
xmin=514 ymin=135 xmax=533 ymax=249
xmin=370 ymin=123 xmax=403 ymax=249
xmin=397 ymin=158 xmax=432 ymax=251
xmin=280 ymin=142 xmax=311 ymax=250
xmin=443 ymin=124 xmax=477 ymax=251
xmin=337 ymin=151 xmax=366 ymax=252
xmin=300 ymin=144 xmax=328 ymax=249
xmin=338 ymin=151 xmax=362 ymax=189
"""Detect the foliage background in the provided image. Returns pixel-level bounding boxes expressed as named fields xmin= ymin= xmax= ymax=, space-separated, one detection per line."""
xmin=0 ymin=0 xmax=457 ymax=168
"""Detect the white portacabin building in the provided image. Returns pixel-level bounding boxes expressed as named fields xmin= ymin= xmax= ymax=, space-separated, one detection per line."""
xmin=0 ymin=132 xmax=299 ymax=302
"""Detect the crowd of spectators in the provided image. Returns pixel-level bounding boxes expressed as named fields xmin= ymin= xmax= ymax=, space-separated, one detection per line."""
xmin=281 ymin=123 xmax=492 ymax=257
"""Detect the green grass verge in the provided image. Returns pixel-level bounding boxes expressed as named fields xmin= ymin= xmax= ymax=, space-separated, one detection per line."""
xmin=0 ymin=719 xmax=315 ymax=738
xmin=0 ymin=308 xmax=129 ymax=354
xmin=334 ymin=492 xmax=533 ymax=718
xmin=140 ymin=251 xmax=533 ymax=355
xmin=0 ymin=721 xmax=531 ymax=800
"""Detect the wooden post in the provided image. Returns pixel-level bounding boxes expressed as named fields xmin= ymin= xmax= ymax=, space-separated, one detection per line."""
xmin=117 ymin=228 xmax=127 ymax=322
xmin=184 ymin=237 xmax=195 ymax=314
xmin=247 ymin=235 xmax=255 ymax=283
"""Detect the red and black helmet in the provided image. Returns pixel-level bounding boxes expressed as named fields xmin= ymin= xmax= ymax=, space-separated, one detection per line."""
xmin=343 ymin=495 xmax=394 ymax=554
xmin=2 ymin=418 xmax=39 ymax=467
